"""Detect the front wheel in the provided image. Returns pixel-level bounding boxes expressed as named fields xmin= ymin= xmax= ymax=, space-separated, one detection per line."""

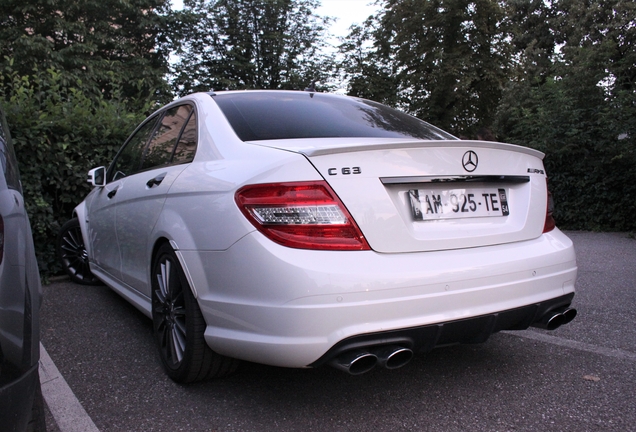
xmin=57 ymin=217 xmax=101 ymax=285
xmin=151 ymin=243 xmax=239 ymax=383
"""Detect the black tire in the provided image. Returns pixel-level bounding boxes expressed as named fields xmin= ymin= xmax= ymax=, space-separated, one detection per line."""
xmin=57 ymin=218 xmax=101 ymax=285
xmin=151 ymin=243 xmax=239 ymax=383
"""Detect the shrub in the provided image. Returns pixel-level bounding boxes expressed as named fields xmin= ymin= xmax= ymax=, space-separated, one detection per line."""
xmin=1 ymin=64 xmax=149 ymax=276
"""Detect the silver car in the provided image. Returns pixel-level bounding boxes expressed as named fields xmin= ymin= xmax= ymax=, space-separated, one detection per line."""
xmin=59 ymin=91 xmax=577 ymax=383
xmin=0 ymin=106 xmax=46 ymax=430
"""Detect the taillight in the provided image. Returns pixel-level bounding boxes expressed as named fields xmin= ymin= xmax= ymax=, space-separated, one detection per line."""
xmin=543 ymin=181 xmax=556 ymax=233
xmin=235 ymin=181 xmax=371 ymax=250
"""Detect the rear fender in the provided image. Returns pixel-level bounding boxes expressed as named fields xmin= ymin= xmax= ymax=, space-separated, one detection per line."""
xmin=149 ymin=207 xmax=203 ymax=299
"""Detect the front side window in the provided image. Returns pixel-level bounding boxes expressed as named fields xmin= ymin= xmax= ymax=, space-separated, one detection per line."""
xmin=109 ymin=116 xmax=159 ymax=182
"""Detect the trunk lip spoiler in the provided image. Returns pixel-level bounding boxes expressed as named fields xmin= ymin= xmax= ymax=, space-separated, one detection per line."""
xmin=245 ymin=138 xmax=545 ymax=160
xmin=380 ymin=175 xmax=531 ymax=185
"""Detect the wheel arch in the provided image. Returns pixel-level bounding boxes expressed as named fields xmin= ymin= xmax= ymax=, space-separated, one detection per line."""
xmin=72 ymin=202 xmax=91 ymax=257
xmin=151 ymin=237 xmax=171 ymax=262
xmin=150 ymin=236 xmax=200 ymax=300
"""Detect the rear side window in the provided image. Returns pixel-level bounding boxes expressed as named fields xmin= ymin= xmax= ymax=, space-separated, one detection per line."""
xmin=141 ymin=104 xmax=195 ymax=170
xmin=172 ymin=111 xmax=197 ymax=164
xmin=0 ymin=111 xmax=21 ymax=192
xmin=212 ymin=92 xmax=456 ymax=142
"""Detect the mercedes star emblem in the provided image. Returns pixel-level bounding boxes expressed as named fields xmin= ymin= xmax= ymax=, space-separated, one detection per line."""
xmin=462 ymin=150 xmax=478 ymax=172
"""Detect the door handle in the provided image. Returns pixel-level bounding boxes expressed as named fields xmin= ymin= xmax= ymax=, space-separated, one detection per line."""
xmin=107 ymin=188 xmax=118 ymax=199
xmin=146 ymin=173 xmax=167 ymax=188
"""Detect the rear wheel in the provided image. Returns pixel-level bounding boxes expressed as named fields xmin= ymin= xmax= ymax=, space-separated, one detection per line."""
xmin=57 ymin=217 xmax=101 ymax=285
xmin=151 ymin=243 xmax=239 ymax=383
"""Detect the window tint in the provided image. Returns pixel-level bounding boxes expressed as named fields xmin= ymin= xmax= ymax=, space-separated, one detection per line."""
xmin=141 ymin=105 xmax=194 ymax=171
xmin=212 ymin=92 xmax=457 ymax=142
xmin=0 ymin=111 xmax=21 ymax=191
xmin=172 ymin=111 xmax=197 ymax=164
xmin=108 ymin=104 xmax=197 ymax=182
xmin=109 ymin=116 xmax=159 ymax=182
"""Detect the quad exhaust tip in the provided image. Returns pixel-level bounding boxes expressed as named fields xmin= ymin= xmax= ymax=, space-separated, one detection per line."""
xmin=374 ymin=345 xmax=414 ymax=370
xmin=330 ymin=307 xmax=578 ymax=374
xmin=532 ymin=307 xmax=577 ymax=331
xmin=329 ymin=345 xmax=414 ymax=375
xmin=329 ymin=350 xmax=378 ymax=375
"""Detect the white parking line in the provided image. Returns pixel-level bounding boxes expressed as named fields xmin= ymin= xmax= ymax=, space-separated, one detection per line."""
xmin=504 ymin=330 xmax=636 ymax=362
xmin=39 ymin=343 xmax=100 ymax=432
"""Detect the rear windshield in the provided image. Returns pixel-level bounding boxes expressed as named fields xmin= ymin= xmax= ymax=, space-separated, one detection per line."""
xmin=211 ymin=92 xmax=456 ymax=141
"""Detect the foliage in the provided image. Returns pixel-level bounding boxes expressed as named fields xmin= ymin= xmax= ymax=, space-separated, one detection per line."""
xmin=0 ymin=65 xmax=148 ymax=275
xmin=171 ymin=0 xmax=336 ymax=95
xmin=337 ymin=22 xmax=400 ymax=107
xmin=339 ymin=0 xmax=511 ymax=137
xmin=494 ymin=0 xmax=636 ymax=231
xmin=0 ymin=0 xmax=175 ymax=107
xmin=0 ymin=0 xmax=175 ymax=275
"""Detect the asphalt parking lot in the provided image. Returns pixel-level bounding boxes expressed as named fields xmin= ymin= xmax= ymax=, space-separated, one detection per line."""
xmin=39 ymin=231 xmax=636 ymax=432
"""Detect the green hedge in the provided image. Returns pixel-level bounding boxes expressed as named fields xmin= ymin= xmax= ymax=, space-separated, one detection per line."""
xmin=1 ymin=66 xmax=148 ymax=276
xmin=495 ymin=74 xmax=636 ymax=232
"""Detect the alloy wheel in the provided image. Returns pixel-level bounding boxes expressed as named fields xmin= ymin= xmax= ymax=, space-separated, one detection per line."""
xmin=58 ymin=218 xmax=100 ymax=285
xmin=153 ymin=256 xmax=187 ymax=369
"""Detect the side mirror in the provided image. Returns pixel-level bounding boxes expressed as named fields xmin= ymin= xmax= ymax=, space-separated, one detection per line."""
xmin=87 ymin=167 xmax=106 ymax=187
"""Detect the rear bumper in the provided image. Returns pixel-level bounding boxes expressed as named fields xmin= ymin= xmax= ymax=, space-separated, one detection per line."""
xmin=180 ymin=228 xmax=577 ymax=368
xmin=310 ymin=292 xmax=574 ymax=367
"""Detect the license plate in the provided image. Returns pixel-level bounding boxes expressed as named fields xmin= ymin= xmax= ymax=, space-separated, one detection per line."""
xmin=409 ymin=188 xmax=510 ymax=220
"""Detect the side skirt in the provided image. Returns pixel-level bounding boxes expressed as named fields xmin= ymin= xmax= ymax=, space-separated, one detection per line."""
xmin=89 ymin=264 xmax=152 ymax=318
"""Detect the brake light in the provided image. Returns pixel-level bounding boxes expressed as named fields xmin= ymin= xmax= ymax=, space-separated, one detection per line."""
xmin=543 ymin=181 xmax=556 ymax=233
xmin=235 ymin=181 xmax=370 ymax=250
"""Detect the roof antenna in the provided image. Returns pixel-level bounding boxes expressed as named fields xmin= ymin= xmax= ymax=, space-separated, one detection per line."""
xmin=304 ymin=81 xmax=316 ymax=93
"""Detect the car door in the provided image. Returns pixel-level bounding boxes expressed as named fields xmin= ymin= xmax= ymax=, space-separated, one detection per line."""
xmin=86 ymin=114 xmax=160 ymax=281
xmin=115 ymin=104 xmax=197 ymax=296
xmin=0 ymin=99 xmax=45 ymax=432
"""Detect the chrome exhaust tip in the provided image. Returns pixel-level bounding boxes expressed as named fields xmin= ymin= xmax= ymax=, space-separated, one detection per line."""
xmin=373 ymin=345 xmax=414 ymax=370
xmin=329 ymin=350 xmax=378 ymax=375
xmin=543 ymin=312 xmax=566 ymax=330
xmin=532 ymin=307 xmax=577 ymax=330
xmin=561 ymin=307 xmax=577 ymax=325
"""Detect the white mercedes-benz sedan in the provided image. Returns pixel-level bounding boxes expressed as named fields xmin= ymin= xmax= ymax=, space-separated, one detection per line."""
xmin=58 ymin=90 xmax=577 ymax=382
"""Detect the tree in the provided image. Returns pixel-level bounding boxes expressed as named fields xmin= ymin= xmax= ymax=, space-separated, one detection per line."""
xmin=501 ymin=0 xmax=557 ymax=84
xmin=0 ymin=0 xmax=175 ymax=105
xmin=494 ymin=0 xmax=636 ymax=231
xmin=0 ymin=0 xmax=177 ymax=274
xmin=171 ymin=0 xmax=335 ymax=95
xmin=337 ymin=22 xmax=400 ymax=107
xmin=339 ymin=0 xmax=511 ymax=137
xmin=0 ymin=67 xmax=148 ymax=275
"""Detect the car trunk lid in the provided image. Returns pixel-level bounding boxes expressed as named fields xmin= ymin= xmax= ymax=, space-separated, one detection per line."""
xmin=251 ymin=138 xmax=548 ymax=253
